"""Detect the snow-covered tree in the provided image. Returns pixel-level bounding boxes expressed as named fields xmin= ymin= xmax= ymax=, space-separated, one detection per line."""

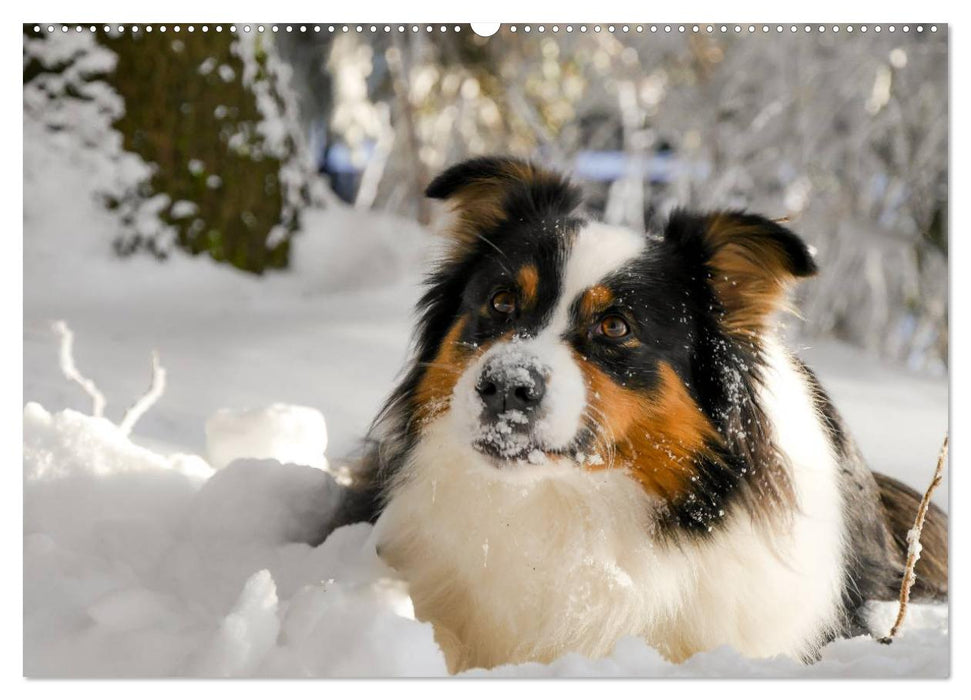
xmin=24 ymin=26 xmax=325 ymax=273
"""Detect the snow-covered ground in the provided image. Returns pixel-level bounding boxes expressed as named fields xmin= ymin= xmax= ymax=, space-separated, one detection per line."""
xmin=23 ymin=109 xmax=949 ymax=677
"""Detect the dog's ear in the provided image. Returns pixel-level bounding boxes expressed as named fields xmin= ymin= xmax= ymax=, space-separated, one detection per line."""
xmin=665 ymin=210 xmax=817 ymax=338
xmin=425 ymin=156 xmax=581 ymax=250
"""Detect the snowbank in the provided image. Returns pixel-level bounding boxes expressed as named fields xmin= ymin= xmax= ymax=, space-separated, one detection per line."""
xmin=24 ymin=402 xmax=446 ymax=677
xmin=23 ymin=401 xmax=948 ymax=678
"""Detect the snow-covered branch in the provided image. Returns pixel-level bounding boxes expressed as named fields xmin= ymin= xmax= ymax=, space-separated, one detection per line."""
xmin=52 ymin=320 xmax=106 ymax=418
xmin=52 ymin=320 xmax=165 ymax=434
xmin=118 ymin=350 xmax=167 ymax=436
xmin=879 ymin=435 xmax=948 ymax=644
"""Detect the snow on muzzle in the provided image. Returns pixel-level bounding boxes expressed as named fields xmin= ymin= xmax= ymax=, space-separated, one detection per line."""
xmin=451 ymin=337 xmax=587 ymax=461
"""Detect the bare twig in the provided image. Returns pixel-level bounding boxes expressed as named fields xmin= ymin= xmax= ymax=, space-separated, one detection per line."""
xmin=118 ymin=351 xmax=166 ymax=436
xmin=52 ymin=320 xmax=105 ymax=418
xmin=878 ymin=434 xmax=948 ymax=644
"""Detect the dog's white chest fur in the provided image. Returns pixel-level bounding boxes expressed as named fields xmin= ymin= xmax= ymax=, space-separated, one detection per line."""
xmin=375 ymin=340 xmax=847 ymax=672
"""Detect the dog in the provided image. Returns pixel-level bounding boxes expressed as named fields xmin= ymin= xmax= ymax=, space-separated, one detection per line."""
xmin=329 ymin=156 xmax=948 ymax=673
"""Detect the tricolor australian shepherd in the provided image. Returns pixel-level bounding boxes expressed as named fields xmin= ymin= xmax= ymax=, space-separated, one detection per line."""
xmin=331 ymin=157 xmax=948 ymax=673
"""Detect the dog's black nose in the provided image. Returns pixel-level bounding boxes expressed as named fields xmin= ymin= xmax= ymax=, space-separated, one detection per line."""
xmin=476 ymin=363 xmax=546 ymax=418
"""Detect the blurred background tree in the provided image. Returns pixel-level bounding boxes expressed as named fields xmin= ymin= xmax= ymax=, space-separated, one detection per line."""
xmin=277 ymin=25 xmax=947 ymax=372
xmin=24 ymin=24 xmax=947 ymax=371
xmin=25 ymin=26 xmax=324 ymax=273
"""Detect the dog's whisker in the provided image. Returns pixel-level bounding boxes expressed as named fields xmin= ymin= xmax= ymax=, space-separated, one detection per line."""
xmin=417 ymin=361 xmax=463 ymax=374
xmin=474 ymin=232 xmax=511 ymax=265
xmin=580 ymin=407 xmax=618 ymax=468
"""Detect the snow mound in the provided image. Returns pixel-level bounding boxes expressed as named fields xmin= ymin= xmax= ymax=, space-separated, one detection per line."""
xmin=24 ymin=402 xmax=447 ymax=677
xmin=24 ymin=402 xmax=212 ymax=553
xmin=188 ymin=458 xmax=341 ymax=545
xmin=470 ymin=603 xmax=949 ymax=678
xmin=191 ymin=569 xmax=281 ymax=677
xmin=205 ymin=403 xmax=328 ymax=470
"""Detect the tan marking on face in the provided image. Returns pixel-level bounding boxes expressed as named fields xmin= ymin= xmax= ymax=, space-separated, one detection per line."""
xmin=414 ymin=318 xmax=473 ymax=426
xmin=517 ymin=265 xmax=539 ymax=310
xmin=413 ymin=320 xmax=511 ymax=428
xmin=579 ymin=359 xmax=720 ymax=500
xmin=578 ymin=284 xmax=613 ymax=321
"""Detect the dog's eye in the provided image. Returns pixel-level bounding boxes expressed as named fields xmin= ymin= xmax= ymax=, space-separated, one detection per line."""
xmin=598 ymin=315 xmax=630 ymax=339
xmin=490 ymin=290 xmax=517 ymax=315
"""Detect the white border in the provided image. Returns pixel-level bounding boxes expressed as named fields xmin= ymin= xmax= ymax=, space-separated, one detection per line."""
xmin=7 ymin=0 xmax=964 ymax=697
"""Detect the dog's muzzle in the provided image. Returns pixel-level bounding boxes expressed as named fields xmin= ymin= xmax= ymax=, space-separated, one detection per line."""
xmin=476 ymin=360 xmax=547 ymax=419
xmin=471 ymin=353 xmax=549 ymax=459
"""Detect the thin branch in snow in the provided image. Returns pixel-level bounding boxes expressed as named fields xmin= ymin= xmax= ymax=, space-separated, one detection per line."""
xmin=118 ymin=350 xmax=166 ymax=436
xmin=52 ymin=320 xmax=106 ymax=418
xmin=878 ymin=434 xmax=948 ymax=644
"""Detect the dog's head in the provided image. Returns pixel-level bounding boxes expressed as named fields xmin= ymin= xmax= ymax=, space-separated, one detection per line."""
xmin=382 ymin=157 xmax=815 ymax=525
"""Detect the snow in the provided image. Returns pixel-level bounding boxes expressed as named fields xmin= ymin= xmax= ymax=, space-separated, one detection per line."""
xmin=24 ymin=402 xmax=440 ymax=677
xmin=192 ymin=569 xmax=280 ymax=677
xmin=471 ymin=602 xmax=949 ymax=678
xmin=22 ymin=76 xmax=948 ymax=677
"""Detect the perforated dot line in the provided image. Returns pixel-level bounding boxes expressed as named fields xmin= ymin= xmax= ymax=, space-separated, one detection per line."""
xmin=29 ymin=24 xmax=940 ymax=35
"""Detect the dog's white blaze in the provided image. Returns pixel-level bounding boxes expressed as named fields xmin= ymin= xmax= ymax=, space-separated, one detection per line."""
xmin=533 ymin=222 xmax=646 ymax=445
xmin=376 ymin=330 xmax=847 ymax=671
xmin=545 ymin=221 xmax=647 ymax=337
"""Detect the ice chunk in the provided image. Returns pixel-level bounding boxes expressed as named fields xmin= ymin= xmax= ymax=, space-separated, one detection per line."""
xmin=191 ymin=569 xmax=280 ymax=677
xmin=205 ymin=403 xmax=328 ymax=470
